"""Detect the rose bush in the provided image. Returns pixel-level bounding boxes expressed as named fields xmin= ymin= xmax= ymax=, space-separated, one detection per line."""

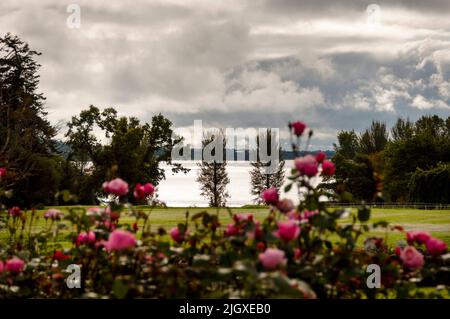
xmin=0 ymin=122 xmax=449 ymax=299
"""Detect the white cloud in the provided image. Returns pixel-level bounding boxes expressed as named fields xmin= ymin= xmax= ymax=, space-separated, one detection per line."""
xmin=412 ymin=95 xmax=449 ymax=110
xmin=223 ymin=68 xmax=324 ymax=112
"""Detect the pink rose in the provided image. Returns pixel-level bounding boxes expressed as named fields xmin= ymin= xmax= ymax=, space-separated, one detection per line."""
xmin=406 ymin=232 xmax=414 ymax=243
xmin=0 ymin=261 xmax=4 ymax=273
xmin=76 ymin=231 xmax=96 ymax=246
xmin=0 ymin=167 xmax=6 ymax=179
xmin=414 ymin=231 xmax=431 ymax=244
xmin=103 ymin=220 xmax=116 ymax=231
xmin=259 ymin=248 xmax=286 ymax=270
xmin=406 ymin=231 xmax=431 ymax=244
xmin=44 ymin=209 xmax=63 ymax=221
xmin=425 ymin=237 xmax=447 ymax=256
xmin=277 ymin=199 xmax=294 ymax=213
xmin=262 ymin=188 xmax=279 ymax=205
xmin=274 ymin=220 xmax=300 ymax=242
xmin=233 ymin=213 xmax=253 ymax=223
xmin=87 ymin=231 xmax=96 ymax=243
xmin=8 ymin=207 xmax=23 ymax=217
xmin=133 ymin=182 xmax=155 ymax=200
xmin=294 ymin=155 xmax=318 ymax=177
xmin=5 ymin=257 xmax=25 ymax=273
xmin=315 ymin=152 xmax=326 ymax=163
xmin=400 ymin=246 xmax=424 ymax=270
xmin=105 ymin=229 xmax=136 ymax=251
xmin=224 ymin=224 xmax=239 ymax=237
xmin=170 ymin=227 xmax=186 ymax=244
xmin=321 ymin=160 xmax=336 ymax=176
xmin=301 ymin=210 xmax=318 ymax=221
xmin=290 ymin=121 xmax=307 ymax=136
xmin=103 ymin=178 xmax=129 ymax=197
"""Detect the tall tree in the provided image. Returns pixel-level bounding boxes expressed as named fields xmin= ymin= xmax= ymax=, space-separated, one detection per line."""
xmin=331 ymin=138 xmax=378 ymax=202
xmin=331 ymin=122 xmax=388 ymax=203
xmin=0 ymin=33 xmax=59 ymax=207
xmin=250 ymin=129 xmax=285 ymax=204
xmin=196 ymin=130 xmax=230 ymax=207
xmin=335 ymin=130 xmax=358 ymax=158
xmin=391 ymin=118 xmax=414 ymax=141
xmin=415 ymin=115 xmax=447 ymax=137
xmin=65 ymin=105 xmax=187 ymax=203
xmin=358 ymin=121 xmax=389 ymax=154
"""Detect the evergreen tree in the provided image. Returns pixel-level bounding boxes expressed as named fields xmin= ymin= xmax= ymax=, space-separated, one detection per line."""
xmin=331 ymin=122 xmax=387 ymax=202
xmin=250 ymin=129 xmax=285 ymax=204
xmin=0 ymin=33 xmax=59 ymax=207
xmin=391 ymin=118 xmax=414 ymax=141
xmin=358 ymin=121 xmax=389 ymax=154
xmin=196 ymin=130 xmax=229 ymax=207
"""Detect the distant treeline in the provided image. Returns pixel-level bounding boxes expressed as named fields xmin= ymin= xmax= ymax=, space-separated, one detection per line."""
xmin=55 ymin=144 xmax=334 ymax=162
xmin=177 ymin=148 xmax=334 ymax=161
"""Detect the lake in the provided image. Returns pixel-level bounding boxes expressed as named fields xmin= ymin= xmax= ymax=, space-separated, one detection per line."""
xmin=158 ymin=160 xmax=322 ymax=207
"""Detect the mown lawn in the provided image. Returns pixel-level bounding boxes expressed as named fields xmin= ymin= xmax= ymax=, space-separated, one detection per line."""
xmin=2 ymin=206 xmax=449 ymax=247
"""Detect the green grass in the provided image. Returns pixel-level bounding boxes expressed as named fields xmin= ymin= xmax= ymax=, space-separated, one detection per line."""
xmin=2 ymin=206 xmax=449 ymax=246
xmin=336 ymin=208 xmax=450 ymax=245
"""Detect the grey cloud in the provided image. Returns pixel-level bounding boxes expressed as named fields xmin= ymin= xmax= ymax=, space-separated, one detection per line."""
xmin=263 ymin=0 xmax=450 ymax=16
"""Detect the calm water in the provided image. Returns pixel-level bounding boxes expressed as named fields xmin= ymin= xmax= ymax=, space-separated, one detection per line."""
xmin=158 ymin=160 xmax=322 ymax=207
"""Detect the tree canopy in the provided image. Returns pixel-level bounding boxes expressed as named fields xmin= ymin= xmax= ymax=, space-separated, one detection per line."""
xmin=65 ymin=105 xmax=187 ymax=204
xmin=332 ymin=116 xmax=450 ymax=203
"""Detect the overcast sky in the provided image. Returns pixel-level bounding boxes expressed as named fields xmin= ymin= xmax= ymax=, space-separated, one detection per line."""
xmin=1 ymin=0 xmax=450 ymax=149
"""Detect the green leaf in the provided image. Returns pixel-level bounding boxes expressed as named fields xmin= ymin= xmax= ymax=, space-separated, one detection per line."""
xmin=284 ymin=183 xmax=293 ymax=193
